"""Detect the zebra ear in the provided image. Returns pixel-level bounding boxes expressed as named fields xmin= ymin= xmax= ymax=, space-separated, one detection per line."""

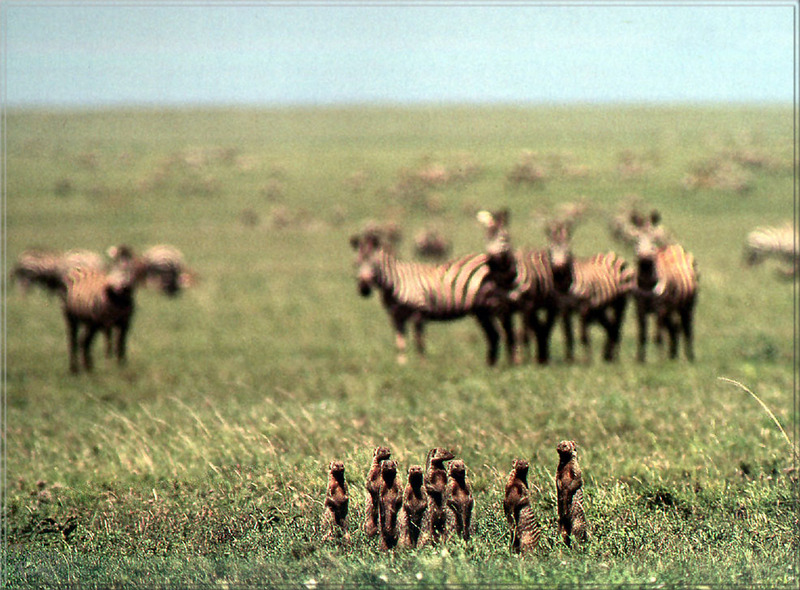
xmin=349 ymin=234 xmax=361 ymax=250
xmin=496 ymin=208 xmax=510 ymax=226
xmin=650 ymin=210 xmax=661 ymax=226
xmin=476 ymin=210 xmax=494 ymax=228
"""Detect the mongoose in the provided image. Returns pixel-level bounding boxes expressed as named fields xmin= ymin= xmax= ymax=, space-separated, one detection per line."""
xmin=322 ymin=460 xmax=349 ymax=541
xmin=447 ymin=459 xmax=474 ymax=541
xmin=424 ymin=447 xmax=455 ymax=544
xmin=398 ymin=465 xmax=427 ymax=548
xmin=378 ymin=459 xmax=403 ymax=550
xmin=556 ymin=440 xmax=588 ymax=547
xmin=504 ymin=458 xmax=540 ymax=554
xmin=364 ymin=446 xmax=391 ymax=537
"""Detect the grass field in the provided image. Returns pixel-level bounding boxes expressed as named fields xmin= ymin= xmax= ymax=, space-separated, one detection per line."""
xmin=3 ymin=104 xmax=798 ymax=587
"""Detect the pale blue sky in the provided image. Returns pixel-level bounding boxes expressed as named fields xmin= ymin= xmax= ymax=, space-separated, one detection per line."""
xmin=3 ymin=2 xmax=797 ymax=107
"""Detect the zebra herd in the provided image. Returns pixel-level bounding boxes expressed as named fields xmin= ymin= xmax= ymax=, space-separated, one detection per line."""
xmin=351 ymin=204 xmax=701 ymax=365
xmin=11 ymin=244 xmax=195 ymax=373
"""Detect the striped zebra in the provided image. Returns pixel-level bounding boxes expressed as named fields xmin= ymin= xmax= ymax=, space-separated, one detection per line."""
xmin=743 ymin=223 xmax=797 ymax=278
xmin=107 ymin=244 xmax=195 ymax=296
xmin=628 ymin=211 xmax=699 ymax=362
xmin=62 ymin=263 xmax=137 ymax=373
xmin=477 ymin=210 xmax=557 ymax=365
xmin=11 ymin=248 xmax=105 ymax=295
xmin=545 ymin=218 xmax=635 ymax=363
xmin=349 ymin=229 xmax=514 ymax=365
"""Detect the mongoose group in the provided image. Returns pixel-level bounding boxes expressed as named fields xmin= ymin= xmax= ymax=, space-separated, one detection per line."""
xmin=321 ymin=441 xmax=588 ymax=553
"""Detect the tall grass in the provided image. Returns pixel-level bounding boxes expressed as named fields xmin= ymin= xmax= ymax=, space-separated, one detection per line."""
xmin=4 ymin=105 xmax=797 ymax=587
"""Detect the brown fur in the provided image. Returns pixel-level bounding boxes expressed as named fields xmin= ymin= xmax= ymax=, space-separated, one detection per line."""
xmin=364 ymin=446 xmax=391 ymax=537
xmin=424 ymin=448 xmax=455 ymax=544
xmin=398 ymin=465 xmax=427 ymax=548
xmin=447 ymin=459 xmax=474 ymax=541
xmin=322 ymin=460 xmax=349 ymax=541
xmin=378 ymin=459 xmax=402 ymax=550
xmin=504 ymin=458 xmax=540 ymax=554
xmin=556 ymin=440 xmax=588 ymax=546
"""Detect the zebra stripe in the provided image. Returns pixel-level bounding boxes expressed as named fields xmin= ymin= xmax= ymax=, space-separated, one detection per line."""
xmin=477 ymin=210 xmax=557 ymax=365
xmin=11 ymin=248 xmax=105 ymax=295
xmin=62 ymin=266 xmax=136 ymax=373
xmin=559 ymin=251 xmax=635 ymax=362
xmin=108 ymin=244 xmax=193 ymax=296
xmin=634 ymin=242 xmax=698 ymax=362
xmin=744 ymin=223 xmax=797 ymax=273
xmin=352 ymin=232 xmax=512 ymax=365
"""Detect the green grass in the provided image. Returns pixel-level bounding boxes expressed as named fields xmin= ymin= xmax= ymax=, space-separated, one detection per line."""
xmin=4 ymin=104 xmax=797 ymax=587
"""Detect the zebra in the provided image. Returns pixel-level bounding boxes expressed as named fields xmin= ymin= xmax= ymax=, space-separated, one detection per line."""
xmin=349 ymin=228 xmax=515 ymax=365
xmin=61 ymin=263 xmax=138 ymax=373
xmin=743 ymin=223 xmax=797 ymax=278
xmin=107 ymin=244 xmax=195 ymax=297
xmin=627 ymin=211 xmax=699 ymax=362
xmin=11 ymin=248 xmax=105 ymax=295
xmin=544 ymin=217 xmax=635 ymax=363
xmin=477 ymin=209 xmax=560 ymax=365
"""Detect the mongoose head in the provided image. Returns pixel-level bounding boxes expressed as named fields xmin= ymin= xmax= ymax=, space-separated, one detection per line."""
xmin=556 ymin=440 xmax=577 ymax=459
xmin=427 ymin=447 xmax=455 ymax=467
xmin=372 ymin=446 xmax=392 ymax=463
xmin=407 ymin=465 xmax=424 ymax=487
xmin=381 ymin=459 xmax=398 ymax=483
xmin=512 ymin=458 xmax=529 ymax=481
xmin=329 ymin=460 xmax=345 ymax=476
xmin=448 ymin=459 xmax=467 ymax=478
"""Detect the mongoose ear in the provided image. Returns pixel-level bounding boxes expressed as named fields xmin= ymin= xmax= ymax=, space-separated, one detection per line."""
xmin=476 ymin=210 xmax=494 ymax=228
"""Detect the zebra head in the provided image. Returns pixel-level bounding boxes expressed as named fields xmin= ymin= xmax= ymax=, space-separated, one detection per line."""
xmin=350 ymin=230 xmax=383 ymax=297
xmin=546 ymin=218 xmax=574 ymax=293
xmin=629 ymin=210 xmax=669 ymax=291
xmin=477 ymin=209 xmax=516 ymax=291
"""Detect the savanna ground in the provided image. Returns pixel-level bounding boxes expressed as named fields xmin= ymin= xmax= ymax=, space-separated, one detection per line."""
xmin=3 ymin=105 xmax=798 ymax=587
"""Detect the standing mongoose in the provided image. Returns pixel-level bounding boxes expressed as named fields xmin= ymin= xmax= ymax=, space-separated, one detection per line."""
xmin=447 ymin=459 xmax=474 ymax=541
xmin=364 ymin=446 xmax=392 ymax=537
xmin=378 ymin=459 xmax=403 ymax=550
xmin=322 ymin=460 xmax=349 ymax=541
xmin=556 ymin=440 xmax=588 ymax=547
xmin=503 ymin=458 xmax=540 ymax=554
xmin=398 ymin=465 xmax=428 ymax=548
xmin=424 ymin=447 xmax=455 ymax=544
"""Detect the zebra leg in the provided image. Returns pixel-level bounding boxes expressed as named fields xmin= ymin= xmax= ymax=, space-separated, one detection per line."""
xmin=80 ymin=324 xmax=99 ymax=372
xmin=535 ymin=307 xmax=557 ymax=365
xmin=636 ymin=301 xmax=648 ymax=363
xmin=413 ymin=316 xmax=426 ymax=357
xmin=680 ymin=301 xmax=696 ymax=362
xmin=500 ymin=310 xmax=518 ymax=365
xmin=475 ymin=312 xmax=500 ymax=366
xmin=562 ymin=311 xmax=575 ymax=363
xmin=392 ymin=315 xmax=409 ymax=365
xmin=581 ymin=311 xmax=595 ymax=364
xmin=66 ymin=314 xmax=80 ymax=374
xmin=662 ymin=311 xmax=680 ymax=360
xmin=115 ymin=320 xmax=130 ymax=365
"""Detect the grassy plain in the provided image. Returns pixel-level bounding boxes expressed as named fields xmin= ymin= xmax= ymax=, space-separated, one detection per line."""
xmin=3 ymin=104 xmax=798 ymax=587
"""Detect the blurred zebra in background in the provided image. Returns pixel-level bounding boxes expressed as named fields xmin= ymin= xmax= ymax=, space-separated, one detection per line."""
xmin=544 ymin=210 xmax=635 ymax=363
xmin=62 ymin=262 xmax=138 ymax=373
xmin=477 ymin=209 xmax=557 ymax=365
xmin=349 ymin=226 xmax=514 ymax=365
xmin=11 ymin=248 xmax=105 ymax=295
xmin=624 ymin=210 xmax=699 ymax=362
xmin=743 ymin=223 xmax=797 ymax=278
xmin=107 ymin=244 xmax=196 ymax=297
